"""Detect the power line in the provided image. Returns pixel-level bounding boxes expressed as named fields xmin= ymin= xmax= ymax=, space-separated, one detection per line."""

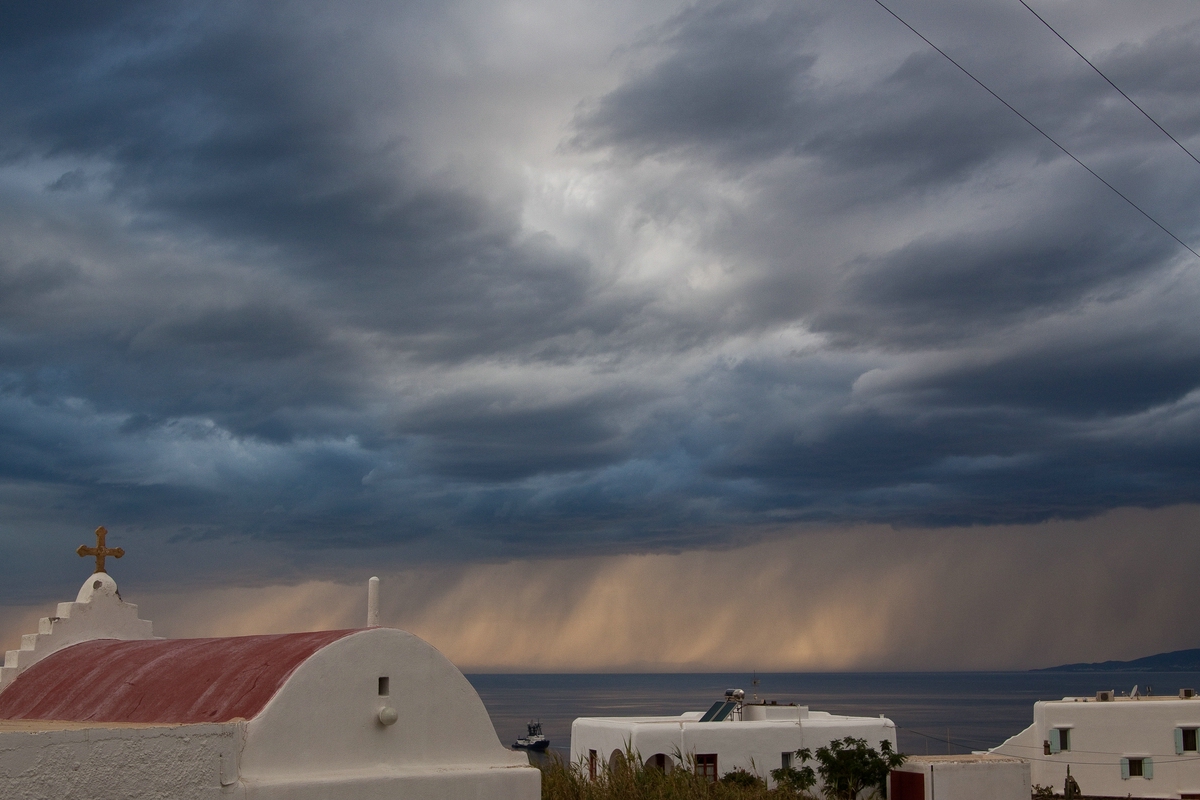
xmin=1016 ymin=0 xmax=1200 ymax=169
xmin=869 ymin=0 xmax=1200 ymax=262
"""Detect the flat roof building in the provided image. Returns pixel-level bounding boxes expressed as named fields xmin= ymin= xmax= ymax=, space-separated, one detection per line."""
xmin=571 ymin=689 xmax=896 ymax=790
xmin=991 ymin=688 xmax=1200 ymax=799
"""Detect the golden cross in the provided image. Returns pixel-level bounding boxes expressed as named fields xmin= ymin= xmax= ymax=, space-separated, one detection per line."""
xmin=76 ymin=526 xmax=124 ymax=574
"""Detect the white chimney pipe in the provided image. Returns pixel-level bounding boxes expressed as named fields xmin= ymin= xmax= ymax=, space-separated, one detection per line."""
xmin=367 ymin=576 xmax=380 ymax=628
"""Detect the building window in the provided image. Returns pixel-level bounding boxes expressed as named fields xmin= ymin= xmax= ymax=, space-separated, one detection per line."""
xmin=781 ymin=751 xmax=793 ymax=770
xmin=1049 ymin=728 xmax=1070 ymax=753
xmin=589 ymin=750 xmax=597 ymax=781
xmin=696 ymin=753 xmax=718 ymax=782
xmin=1179 ymin=727 xmax=1198 ymax=753
xmin=1122 ymin=757 xmax=1153 ymax=780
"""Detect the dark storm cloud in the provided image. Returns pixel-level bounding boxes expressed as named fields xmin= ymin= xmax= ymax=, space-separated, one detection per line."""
xmin=0 ymin=258 xmax=81 ymax=310
xmin=1104 ymin=20 xmax=1200 ymax=105
xmin=566 ymin=0 xmax=1200 ymax=504
xmin=570 ymin=1 xmax=823 ymax=161
xmin=1 ymin=0 xmax=599 ymax=357
xmin=814 ymin=210 xmax=1178 ymax=347
xmin=1 ymin=0 xmax=1200 ymax=595
xmin=571 ymin=0 xmax=1072 ymax=185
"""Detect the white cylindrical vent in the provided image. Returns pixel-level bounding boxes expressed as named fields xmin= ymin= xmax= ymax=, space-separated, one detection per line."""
xmin=367 ymin=576 xmax=380 ymax=628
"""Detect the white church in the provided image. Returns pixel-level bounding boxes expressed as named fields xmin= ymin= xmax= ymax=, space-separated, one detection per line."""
xmin=0 ymin=528 xmax=540 ymax=799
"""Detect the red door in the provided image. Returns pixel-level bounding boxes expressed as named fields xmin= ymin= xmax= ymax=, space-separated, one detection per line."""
xmin=890 ymin=769 xmax=924 ymax=800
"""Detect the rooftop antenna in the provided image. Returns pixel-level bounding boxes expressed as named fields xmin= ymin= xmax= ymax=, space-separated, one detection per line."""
xmin=367 ymin=576 xmax=380 ymax=628
xmin=752 ymin=672 xmax=760 ymax=703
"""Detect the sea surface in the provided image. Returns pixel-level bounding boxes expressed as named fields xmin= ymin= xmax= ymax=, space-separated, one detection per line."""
xmin=467 ymin=671 xmax=1200 ymax=758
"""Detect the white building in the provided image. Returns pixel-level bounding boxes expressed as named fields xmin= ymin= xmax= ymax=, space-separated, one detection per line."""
xmin=889 ymin=754 xmax=1031 ymax=800
xmin=991 ymin=688 xmax=1200 ymax=799
xmin=0 ymin=551 xmax=539 ymax=799
xmin=570 ymin=690 xmax=896 ymax=789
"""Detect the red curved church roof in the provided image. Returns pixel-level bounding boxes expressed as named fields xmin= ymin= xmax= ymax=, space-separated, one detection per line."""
xmin=0 ymin=629 xmax=360 ymax=724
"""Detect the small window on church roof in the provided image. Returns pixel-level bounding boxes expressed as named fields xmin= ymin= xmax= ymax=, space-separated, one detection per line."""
xmin=378 ymin=676 xmax=390 ymax=696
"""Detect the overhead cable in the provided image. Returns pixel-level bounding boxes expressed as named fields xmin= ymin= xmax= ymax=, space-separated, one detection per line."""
xmin=870 ymin=0 xmax=1200 ymax=262
xmin=1017 ymin=0 xmax=1200 ymax=169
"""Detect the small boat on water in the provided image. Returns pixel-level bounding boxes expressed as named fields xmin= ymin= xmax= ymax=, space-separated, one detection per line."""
xmin=513 ymin=720 xmax=549 ymax=751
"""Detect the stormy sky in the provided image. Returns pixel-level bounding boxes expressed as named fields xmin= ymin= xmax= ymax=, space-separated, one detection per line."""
xmin=2 ymin=0 xmax=1200 ymax=667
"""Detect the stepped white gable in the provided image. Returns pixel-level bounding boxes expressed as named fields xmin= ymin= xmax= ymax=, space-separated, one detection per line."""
xmin=0 ymin=571 xmax=154 ymax=691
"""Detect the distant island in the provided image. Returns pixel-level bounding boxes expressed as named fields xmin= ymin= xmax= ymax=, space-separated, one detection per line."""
xmin=1036 ymin=648 xmax=1200 ymax=672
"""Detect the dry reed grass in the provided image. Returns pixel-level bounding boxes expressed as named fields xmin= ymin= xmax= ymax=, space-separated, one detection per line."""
xmin=536 ymin=750 xmax=823 ymax=800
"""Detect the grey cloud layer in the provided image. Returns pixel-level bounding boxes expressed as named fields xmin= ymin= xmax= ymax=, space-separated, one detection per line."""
xmin=2 ymin=0 xmax=1200 ymax=593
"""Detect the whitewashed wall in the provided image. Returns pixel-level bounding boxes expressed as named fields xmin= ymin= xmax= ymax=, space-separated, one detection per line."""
xmin=0 ymin=722 xmax=241 ymax=799
xmin=891 ymin=756 xmax=1030 ymax=800
xmin=993 ymin=696 xmax=1200 ymax=798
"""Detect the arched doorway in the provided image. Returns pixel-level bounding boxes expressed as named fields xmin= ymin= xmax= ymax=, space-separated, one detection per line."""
xmin=645 ymin=753 xmax=674 ymax=774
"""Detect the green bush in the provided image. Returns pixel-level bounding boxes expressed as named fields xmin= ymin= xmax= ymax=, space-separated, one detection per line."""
xmin=769 ymin=765 xmax=816 ymax=796
xmin=800 ymin=738 xmax=905 ymax=800
xmin=720 ymin=768 xmax=766 ymax=789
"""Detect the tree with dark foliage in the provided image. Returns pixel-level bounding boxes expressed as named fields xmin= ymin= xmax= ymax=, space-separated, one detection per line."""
xmin=789 ymin=737 xmax=906 ymax=800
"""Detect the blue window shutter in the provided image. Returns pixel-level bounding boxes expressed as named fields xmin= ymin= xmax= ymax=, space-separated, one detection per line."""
xmin=1178 ymin=728 xmax=1185 ymax=755
xmin=1145 ymin=758 xmax=1153 ymax=780
xmin=1049 ymin=729 xmax=1061 ymax=754
xmin=1121 ymin=758 xmax=1130 ymax=780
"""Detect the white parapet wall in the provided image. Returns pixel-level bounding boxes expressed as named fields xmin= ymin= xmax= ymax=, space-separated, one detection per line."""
xmin=889 ymin=755 xmax=1031 ymax=800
